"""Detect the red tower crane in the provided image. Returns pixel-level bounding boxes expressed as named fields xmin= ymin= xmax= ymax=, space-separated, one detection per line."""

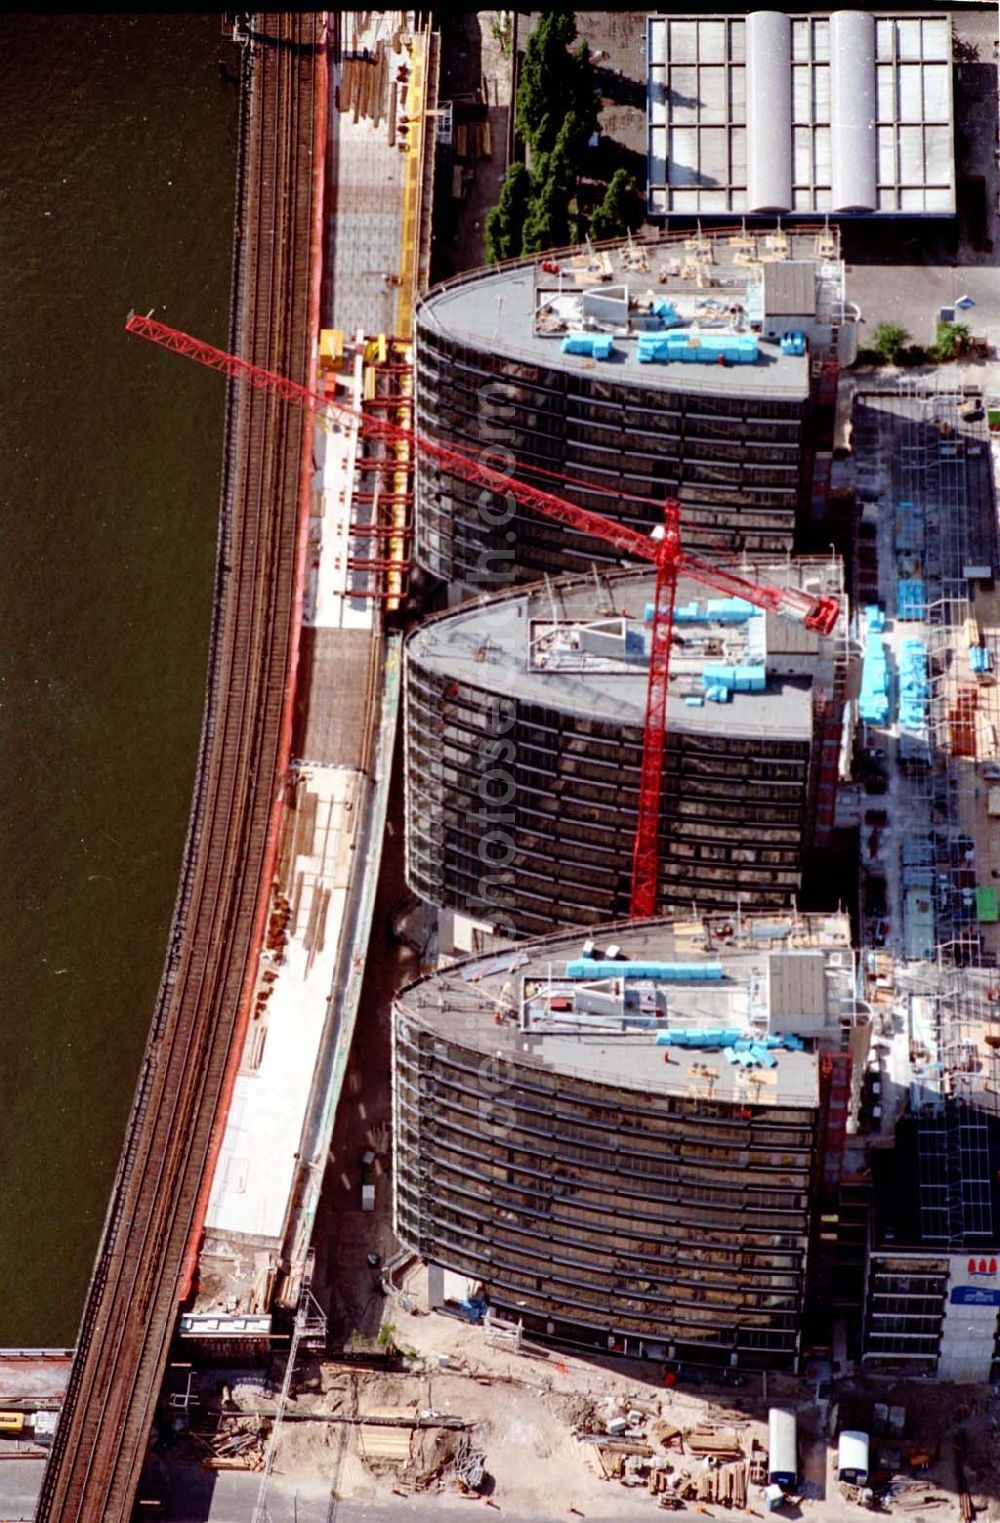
xmin=125 ymin=312 xmax=840 ymax=920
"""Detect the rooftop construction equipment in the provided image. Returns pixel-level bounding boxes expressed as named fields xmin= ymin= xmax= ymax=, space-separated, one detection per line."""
xmin=405 ymin=556 xmax=846 ymax=935
xmin=125 ymin=311 xmax=839 ymax=921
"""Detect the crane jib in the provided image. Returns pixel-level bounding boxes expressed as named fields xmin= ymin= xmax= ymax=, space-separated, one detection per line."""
xmin=124 ymin=312 xmax=842 ymax=916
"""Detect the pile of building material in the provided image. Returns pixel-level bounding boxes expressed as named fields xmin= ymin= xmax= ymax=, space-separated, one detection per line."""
xmin=453 ymin=1434 xmax=487 ymax=1493
xmin=190 ymin=1419 xmax=269 ymax=1471
xmin=652 ymin=1419 xmax=684 ymax=1452
xmin=380 ymin=1424 xmax=487 ymax=1497
xmin=359 ymin=1420 xmax=412 ymax=1466
xmin=338 ymin=43 xmax=391 ymax=126
xmin=585 ymin=1438 xmax=655 ymax=1477
xmin=573 ymin=1396 xmax=752 ymax=1508
xmin=891 ymin=1482 xmax=949 ymax=1511
xmin=585 ymin=1443 xmax=748 ymax=1508
xmin=693 ymin=1458 xmax=749 ymax=1507
xmin=685 ymin=1424 xmax=745 ymax=1460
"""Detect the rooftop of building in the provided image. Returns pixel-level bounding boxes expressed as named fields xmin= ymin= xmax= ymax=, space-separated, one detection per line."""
xmin=647 ymin=12 xmax=955 ymax=218
xmin=397 ymin=912 xmax=860 ymax=1110
xmin=407 ymin=562 xmax=844 ymax=740
xmin=417 ymin=226 xmax=849 ymax=400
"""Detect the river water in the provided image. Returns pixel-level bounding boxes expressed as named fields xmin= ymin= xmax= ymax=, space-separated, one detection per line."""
xmin=0 ymin=15 xmax=237 ymax=1345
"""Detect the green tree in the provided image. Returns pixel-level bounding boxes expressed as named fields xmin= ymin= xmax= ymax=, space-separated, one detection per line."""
xmin=521 ymin=115 xmax=579 ymax=254
xmin=933 ymin=320 xmax=971 ymax=361
xmin=590 ymin=168 xmax=642 ymax=242
xmin=872 ymin=321 xmax=910 ymax=364
xmin=568 ymin=40 xmax=599 ymax=150
xmin=532 ymin=115 xmax=579 ymax=200
xmin=521 ymin=170 xmax=573 ymax=254
xmin=484 ymin=162 xmax=532 ymax=264
xmin=515 ymin=12 xmax=597 ymax=158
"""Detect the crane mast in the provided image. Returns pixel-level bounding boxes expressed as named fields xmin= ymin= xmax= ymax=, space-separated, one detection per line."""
xmin=632 ymin=510 xmax=681 ymax=919
xmin=125 ymin=312 xmax=840 ymax=920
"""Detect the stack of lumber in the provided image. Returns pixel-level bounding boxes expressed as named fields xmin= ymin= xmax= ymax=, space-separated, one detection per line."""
xmin=652 ymin=1420 xmax=684 ymax=1451
xmin=685 ymin=1424 xmax=744 ymax=1459
xmin=695 ymin=1460 xmax=748 ymax=1506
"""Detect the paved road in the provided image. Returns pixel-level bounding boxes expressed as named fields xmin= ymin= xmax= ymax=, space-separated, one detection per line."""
xmin=149 ymin=1464 xmax=708 ymax=1523
xmin=0 ymin=1458 xmax=45 ymax=1521
xmin=0 ymin=1453 xmax=714 ymax=1523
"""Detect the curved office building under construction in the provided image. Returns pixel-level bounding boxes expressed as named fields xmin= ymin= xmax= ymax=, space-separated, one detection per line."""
xmin=413 ymin=227 xmax=855 ymax=585
xmin=404 ymin=562 xmax=849 ymax=940
xmin=391 ymin=913 xmax=865 ymax=1370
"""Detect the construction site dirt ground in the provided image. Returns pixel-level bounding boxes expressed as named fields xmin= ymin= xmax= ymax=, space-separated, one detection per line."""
xmin=291 ymin=761 xmax=1000 ymax=1520
xmin=175 ymin=1302 xmax=1000 ymax=1521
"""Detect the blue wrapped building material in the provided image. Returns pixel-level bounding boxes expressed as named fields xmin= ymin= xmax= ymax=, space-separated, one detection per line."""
xmin=637 ymin=330 xmax=758 ymax=365
xmin=859 ymin=631 xmax=891 ymax=725
xmin=561 ymin=332 xmax=615 ymax=359
xmin=565 ymin=960 xmax=724 ymax=981
xmin=706 ymin=597 xmax=757 ymax=622
xmin=897 ymin=579 xmax=925 ymax=620
xmin=648 ymin=597 xmax=758 ymax=624
xmin=898 ymin=638 xmax=929 ymax=734
xmin=702 ymin=663 xmax=766 ymax=694
xmin=654 ymin=1029 xmax=805 ymax=1060
xmin=651 ymin=297 xmax=683 ymax=327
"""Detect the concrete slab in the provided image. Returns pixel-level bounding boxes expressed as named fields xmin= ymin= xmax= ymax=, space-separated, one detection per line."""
xmin=206 ymin=765 xmax=367 ymax=1242
xmin=0 ymin=1352 xmax=71 ymax=1403
xmin=293 ymin=628 xmax=378 ymax=768
xmin=326 ymin=20 xmax=410 ymax=338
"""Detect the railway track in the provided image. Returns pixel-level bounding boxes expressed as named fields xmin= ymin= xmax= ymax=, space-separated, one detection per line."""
xmin=34 ymin=15 xmax=324 ymax=1521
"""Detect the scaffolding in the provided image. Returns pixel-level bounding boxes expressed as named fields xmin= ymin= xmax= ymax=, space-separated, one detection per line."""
xmin=916 ymin=1098 xmax=994 ymax=1246
xmin=864 ymin=377 xmax=1000 ymax=1137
